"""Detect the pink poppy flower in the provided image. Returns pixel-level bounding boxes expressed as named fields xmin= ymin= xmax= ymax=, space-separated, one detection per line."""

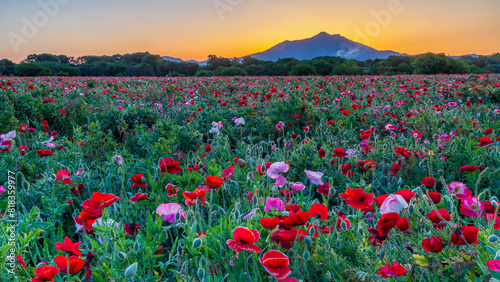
xmin=156 ymin=203 xmax=186 ymax=223
xmin=266 ymin=162 xmax=289 ymax=179
xmin=264 ymin=198 xmax=285 ymax=212
xmin=304 ymin=170 xmax=324 ymax=185
xmin=447 ymin=181 xmax=471 ymax=199
xmin=460 ymin=196 xmax=483 ymax=217
xmin=290 ymin=182 xmax=306 ymax=191
xmin=377 ymin=261 xmax=408 ymax=278
xmin=276 ymin=175 xmax=288 ymax=188
xmin=379 ymin=194 xmax=408 ymax=215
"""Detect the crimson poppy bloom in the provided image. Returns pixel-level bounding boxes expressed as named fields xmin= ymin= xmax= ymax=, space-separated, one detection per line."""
xmin=130 ymin=193 xmax=148 ymax=203
xmin=374 ymin=194 xmax=389 ymax=207
xmin=166 ymin=184 xmax=178 ymax=197
xmin=421 ymin=236 xmax=443 ymax=253
xmin=54 ymin=236 xmax=82 ymax=257
xmin=477 ymin=137 xmax=494 ymax=147
xmin=260 ymin=217 xmax=280 ymax=229
xmin=81 ymin=192 xmax=120 ymax=209
xmin=428 ymin=192 xmax=441 ymax=204
xmin=390 ymin=163 xmax=401 ymax=175
xmin=483 ymin=128 xmax=493 ymax=135
xmin=318 ymin=148 xmax=326 ymax=158
xmin=308 ymin=203 xmax=328 ymax=220
xmin=54 ymin=255 xmax=85 ymax=274
xmin=204 ymin=144 xmax=212 ymax=152
xmin=316 ymin=183 xmax=331 ymax=197
xmin=123 ymin=223 xmax=142 ymax=236
xmin=271 ymin=228 xmax=307 ymax=249
xmin=341 ymin=163 xmax=353 ymax=177
xmin=395 ymin=189 xmax=415 ymax=203
xmin=421 ymin=177 xmax=435 ymax=189
xmin=339 ymin=188 xmax=375 ymax=209
xmin=183 ymin=187 xmax=207 ymax=205
xmin=31 ymin=265 xmax=60 ymax=282
xmin=259 ymin=250 xmax=291 ymax=279
xmin=205 ymin=175 xmax=224 ymax=189
xmin=395 ymin=217 xmax=410 ymax=232
xmin=458 ymin=165 xmax=478 ymax=173
xmin=280 ymin=211 xmax=310 ymax=229
xmin=226 ymin=227 xmax=262 ymax=253
xmin=37 ymin=150 xmax=53 ymax=157
xmin=79 ymin=207 xmax=103 ymax=221
xmin=331 ymin=147 xmax=347 ymax=158
xmin=358 ymin=160 xmax=377 ymax=169
xmin=130 ymin=173 xmax=146 ymax=188
xmin=450 ymin=226 xmax=479 ymax=245
xmin=334 ymin=211 xmax=351 ymax=230
xmin=17 ymin=254 xmax=27 ymax=269
xmin=60 ymin=108 xmax=68 ymax=115
xmin=159 ymin=157 xmax=181 ymax=175
xmin=377 ymin=212 xmax=400 ymax=235
xmin=425 ymin=208 xmax=451 ymax=224
xmin=377 ymin=261 xmax=408 ymax=278
xmin=70 ymin=184 xmax=84 ymax=195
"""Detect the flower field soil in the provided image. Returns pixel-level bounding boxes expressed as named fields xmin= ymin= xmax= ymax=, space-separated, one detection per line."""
xmin=1 ymin=74 xmax=500 ymax=281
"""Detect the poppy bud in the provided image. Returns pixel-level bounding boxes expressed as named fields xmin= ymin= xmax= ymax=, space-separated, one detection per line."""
xmin=341 ymin=221 xmax=348 ymax=230
xmin=309 ymin=226 xmax=316 ymax=237
xmin=117 ymin=252 xmax=127 ymax=260
xmin=496 ymin=251 xmax=500 ymax=260
xmin=192 ymin=238 xmax=202 ymax=249
xmin=329 ymin=187 xmax=336 ymax=196
xmin=489 ymin=235 xmax=499 ymax=243
xmin=198 ymin=268 xmax=205 ymax=280
xmin=125 ymin=262 xmax=138 ymax=278
xmin=325 ymin=242 xmax=330 ymax=250
xmin=218 ymin=207 xmax=226 ymax=216
xmin=304 ymin=237 xmax=312 ymax=246
xmin=233 ymin=209 xmax=240 ymax=219
xmin=303 ymin=251 xmax=310 ymax=260
xmin=133 ymin=242 xmax=141 ymax=253
xmin=478 ymin=192 xmax=486 ymax=202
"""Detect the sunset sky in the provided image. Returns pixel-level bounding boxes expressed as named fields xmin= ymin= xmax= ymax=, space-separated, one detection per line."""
xmin=1 ymin=0 xmax=499 ymax=63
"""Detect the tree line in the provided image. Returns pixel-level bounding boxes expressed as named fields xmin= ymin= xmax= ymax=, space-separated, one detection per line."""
xmin=1 ymin=51 xmax=499 ymax=77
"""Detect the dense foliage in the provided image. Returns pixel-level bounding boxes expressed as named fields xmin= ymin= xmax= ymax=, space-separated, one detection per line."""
xmin=1 ymin=74 xmax=500 ymax=281
xmin=1 ymin=51 xmax=499 ymax=77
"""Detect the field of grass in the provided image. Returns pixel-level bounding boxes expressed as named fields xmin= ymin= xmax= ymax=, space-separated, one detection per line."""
xmin=1 ymin=74 xmax=500 ymax=281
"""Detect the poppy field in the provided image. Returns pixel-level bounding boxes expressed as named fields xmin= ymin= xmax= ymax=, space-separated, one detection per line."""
xmin=2 ymin=74 xmax=500 ymax=281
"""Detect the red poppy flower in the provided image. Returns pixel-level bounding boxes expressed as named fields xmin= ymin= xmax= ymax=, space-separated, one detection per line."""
xmin=421 ymin=236 xmax=443 ymax=253
xmin=260 ymin=217 xmax=280 ymax=229
xmin=395 ymin=217 xmax=410 ymax=232
xmin=331 ymin=147 xmax=347 ymax=158
xmin=79 ymin=207 xmax=102 ymax=221
xmin=395 ymin=189 xmax=415 ymax=203
xmin=271 ymin=228 xmax=307 ymax=249
xmin=377 ymin=212 xmax=400 ymax=235
xmin=425 ymin=208 xmax=451 ymax=224
xmin=318 ymin=148 xmax=326 ymax=158
xmin=483 ymin=128 xmax=493 ymax=135
xmin=130 ymin=193 xmax=148 ymax=203
xmin=226 ymin=227 xmax=262 ymax=253
xmin=428 ymin=192 xmax=441 ymax=204
xmin=259 ymin=250 xmax=291 ymax=280
xmin=37 ymin=150 xmax=53 ymax=157
xmin=60 ymin=108 xmax=68 ymax=115
xmin=374 ymin=194 xmax=389 ymax=207
xmin=81 ymin=192 xmax=120 ymax=209
xmin=221 ymin=166 xmax=234 ymax=179
xmin=450 ymin=226 xmax=479 ymax=245
xmin=159 ymin=157 xmax=181 ymax=175
xmin=390 ymin=163 xmax=401 ymax=175
xmin=279 ymin=211 xmax=310 ymax=229
xmin=31 ymin=265 xmax=60 ymax=282
xmin=458 ymin=165 xmax=478 ymax=173
xmin=477 ymin=137 xmax=493 ymax=147
xmin=70 ymin=184 xmax=84 ymax=195
xmin=54 ymin=237 xmax=82 ymax=257
xmin=166 ymin=184 xmax=178 ymax=197
xmin=334 ymin=211 xmax=351 ymax=230
xmin=339 ymin=188 xmax=375 ymax=209
xmin=55 ymin=170 xmax=72 ymax=185
xmin=377 ymin=261 xmax=408 ymax=278
xmin=183 ymin=187 xmax=207 ymax=205
xmin=285 ymin=204 xmax=301 ymax=213
xmin=123 ymin=223 xmax=142 ymax=236
xmin=358 ymin=160 xmax=377 ymax=169
xmin=341 ymin=163 xmax=353 ymax=177
xmin=497 ymin=135 xmax=500 ymax=142
xmin=130 ymin=173 xmax=146 ymax=188
xmin=204 ymin=144 xmax=212 ymax=152
xmin=308 ymin=203 xmax=328 ymax=220
xmin=316 ymin=183 xmax=331 ymax=197
xmin=17 ymin=254 xmax=27 ymax=269
xmin=421 ymin=177 xmax=435 ymax=189
xmin=54 ymin=255 xmax=85 ymax=274
xmin=83 ymin=251 xmax=94 ymax=279
xmin=205 ymin=175 xmax=224 ymax=189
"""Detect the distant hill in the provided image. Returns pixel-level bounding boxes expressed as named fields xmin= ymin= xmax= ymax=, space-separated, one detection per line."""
xmin=246 ymin=32 xmax=403 ymax=61
xmin=162 ymin=56 xmax=207 ymax=66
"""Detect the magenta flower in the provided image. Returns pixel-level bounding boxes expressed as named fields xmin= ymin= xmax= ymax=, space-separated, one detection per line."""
xmin=0 ymin=186 xmax=5 ymax=194
xmin=156 ymin=203 xmax=186 ymax=223
xmin=460 ymin=197 xmax=483 ymax=217
xmin=276 ymin=175 xmax=288 ymax=188
xmin=304 ymin=170 xmax=324 ymax=185
xmin=447 ymin=181 xmax=471 ymax=199
xmin=264 ymin=198 xmax=285 ymax=212
xmin=290 ymin=182 xmax=306 ymax=191
xmin=276 ymin=121 xmax=285 ymax=131
xmin=266 ymin=162 xmax=289 ymax=179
